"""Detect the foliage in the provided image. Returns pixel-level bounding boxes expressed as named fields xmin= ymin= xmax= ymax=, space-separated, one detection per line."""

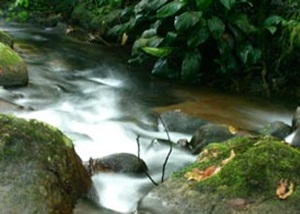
xmin=107 ymin=0 xmax=300 ymax=95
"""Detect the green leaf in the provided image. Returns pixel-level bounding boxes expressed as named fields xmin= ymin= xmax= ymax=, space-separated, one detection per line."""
xmin=187 ymin=24 xmax=210 ymax=47
xmin=208 ymin=16 xmax=224 ymax=39
xmin=264 ymin=15 xmax=283 ymax=26
xmin=148 ymin=0 xmax=169 ymax=11
xmin=219 ymin=0 xmax=236 ymax=10
xmin=132 ymin=36 xmax=164 ymax=55
xmin=265 ymin=26 xmax=277 ymax=34
xmin=142 ymin=47 xmax=173 ymax=57
xmin=152 ymin=58 xmax=177 ymax=78
xmin=181 ymin=49 xmax=201 ymax=81
xmin=174 ymin=11 xmax=202 ymax=32
xmin=231 ymin=14 xmax=257 ymax=34
xmin=157 ymin=1 xmax=186 ymax=19
xmin=196 ymin=0 xmax=212 ymax=11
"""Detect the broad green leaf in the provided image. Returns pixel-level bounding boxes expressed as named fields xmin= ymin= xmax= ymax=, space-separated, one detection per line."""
xmin=219 ymin=0 xmax=236 ymax=10
xmin=238 ymin=43 xmax=262 ymax=64
xmin=208 ymin=16 xmax=224 ymax=39
xmin=265 ymin=26 xmax=277 ymax=34
xmin=181 ymin=49 xmax=201 ymax=81
xmin=142 ymin=47 xmax=173 ymax=57
xmin=187 ymin=24 xmax=210 ymax=47
xmin=152 ymin=58 xmax=177 ymax=78
xmin=157 ymin=1 xmax=186 ymax=19
xmin=196 ymin=0 xmax=212 ymax=11
xmin=163 ymin=31 xmax=178 ymax=46
xmin=148 ymin=0 xmax=169 ymax=11
xmin=132 ymin=36 xmax=164 ymax=55
xmin=264 ymin=15 xmax=283 ymax=26
xmin=174 ymin=11 xmax=202 ymax=32
xmin=231 ymin=14 xmax=257 ymax=34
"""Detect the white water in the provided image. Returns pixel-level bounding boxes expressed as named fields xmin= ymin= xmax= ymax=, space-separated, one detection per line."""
xmin=0 ymin=20 xmax=296 ymax=213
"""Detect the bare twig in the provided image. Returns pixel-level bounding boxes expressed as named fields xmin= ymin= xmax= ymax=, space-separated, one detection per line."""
xmin=159 ymin=116 xmax=172 ymax=183
xmin=136 ymin=135 xmax=158 ymax=186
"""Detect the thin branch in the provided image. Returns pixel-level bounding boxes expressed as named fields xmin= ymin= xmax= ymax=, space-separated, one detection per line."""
xmin=136 ymin=135 xmax=158 ymax=186
xmin=159 ymin=116 xmax=173 ymax=183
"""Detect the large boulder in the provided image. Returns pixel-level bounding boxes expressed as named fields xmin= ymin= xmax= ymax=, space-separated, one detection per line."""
xmin=189 ymin=124 xmax=234 ymax=154
xmin=0 ymin=114 xmax=92 ymax=213
xmin=0 ymin=30 xmax=13 ymax=48
xmin=139 ymin=137 xmax=300 ymax=214
xmin=0 ymin=42 xmax=28 ymax=87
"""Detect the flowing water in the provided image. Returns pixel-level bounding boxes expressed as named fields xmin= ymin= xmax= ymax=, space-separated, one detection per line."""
xmin=0 ymin=20 xmax=297 ymax=213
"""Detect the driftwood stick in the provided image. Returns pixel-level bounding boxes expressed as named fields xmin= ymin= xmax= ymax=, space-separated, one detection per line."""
xmin=159 ymin=116 xmax=172 ymax=182
xmin=136 ymin=135 xmax=158 ymax=186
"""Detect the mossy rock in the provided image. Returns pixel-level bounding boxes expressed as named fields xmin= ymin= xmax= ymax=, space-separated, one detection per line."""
xmin=0 ymin=42 xmax=28 ymax=87
xmin=0 ymin=114 xmax=92 ymax=213
xmin=0 ymin=30 xmax=13 ymax=48
xmin=139 ymin=136 xmax=300 ymax=213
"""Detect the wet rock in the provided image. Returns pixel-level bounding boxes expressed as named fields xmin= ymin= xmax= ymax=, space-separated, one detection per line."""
xmin=0 ymin=114 xmax=91 ymax=213
xmin=261 ymin=121 xmax=291 ymax=140
xmin=0 ymin=30 xmax=13 ymax=48
xmin=84 ymin=153 xmax=148 ymax=176
xmin=0 ymin=42 xmax=28 ymax=87
xmin=189 ymin=124 xmax=234 ymax=154
xmin=160 ymin=110 xmax=208 ymax=134
xmin=289 ymin=128 xmax=300 ymax=147
xmin=139 ymin=137 xmax=300 ymax=214
xmin=292 ymin=106 xmax=300 ymax=131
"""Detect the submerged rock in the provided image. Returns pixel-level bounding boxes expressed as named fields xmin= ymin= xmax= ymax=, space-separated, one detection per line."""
xmin=139 ymin=136 xmax=300 ymax=213
xmin=261 ymin=121 xmax=291 ymax=140
xmin=0 ymin=114 xmax=91 ymax=213
xmin=189 ymin=124 xmax=234 ymax=154
xmin=0 ymin=42 xmax=28 ymax=87
xmin=160 ymin=110 xmax=208 ymax=134
xmin=84 ymin=153 xmax=148 ymax=176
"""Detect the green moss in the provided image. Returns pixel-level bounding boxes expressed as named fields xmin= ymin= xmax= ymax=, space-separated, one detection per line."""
xmin=175 ymin=136 xmax=300 ymax=200
xmin=0 ymin=42 xmax=23 ymax=66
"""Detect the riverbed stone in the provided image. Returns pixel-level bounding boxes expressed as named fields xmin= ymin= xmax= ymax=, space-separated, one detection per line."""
xmin=0 ymin=42 xmax=29 ymax=87
xmin=0 ymin=114 xmax=92 ymax=213
xmin=189 ymin=124 xmax=234 ymax=154
xmin=84 ymin=153 xmax=148 ymax=176
xmin=292 ymin=106 xmax=300 ymax=131
xmin=160 ymin=110 xmax=208 ymax=134
xmin=0 ymin=30 xmax=13 ymax=48
xmin=139 ymin=136 xmax=300 ymax=214
xmin=261 ymin=121 xmax=291 ymax=140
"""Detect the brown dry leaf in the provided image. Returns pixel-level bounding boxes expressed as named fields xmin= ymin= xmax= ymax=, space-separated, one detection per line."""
xmin=184 ymin=167 xmax=204 ymax=181
xmin=185 ymin=165 xmax=220 ymax=182
xmin=221 ymin=149 xmax=236 ymax=166
xmin=276 ymin=179 xmax=294 ymax=199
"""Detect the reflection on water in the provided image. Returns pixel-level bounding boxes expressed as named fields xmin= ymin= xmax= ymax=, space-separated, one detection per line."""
xmin=0 ymin=20 xmax=297 ymax=213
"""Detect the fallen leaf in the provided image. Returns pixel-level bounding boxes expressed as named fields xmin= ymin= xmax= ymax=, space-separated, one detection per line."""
xmin=121 ymin=32 xmax=128 ymax=46
xmin=203 ymin=165 xmax=218 ymax=177
xmin=221 ymin=149 xmax=236 ymax=166
xmin=276 ymin=179 xmax=294 ymax=199
xmin=229 ymin=125 xmax=237 ymax=134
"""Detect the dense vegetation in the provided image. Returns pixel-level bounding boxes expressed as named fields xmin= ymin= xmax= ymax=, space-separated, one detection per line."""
xmin=2 ymin=0 xmax=300 ymax=98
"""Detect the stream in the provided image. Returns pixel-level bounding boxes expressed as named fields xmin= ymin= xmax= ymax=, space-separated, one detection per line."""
xmin=0 ymin=20 xmax=296 ymax=213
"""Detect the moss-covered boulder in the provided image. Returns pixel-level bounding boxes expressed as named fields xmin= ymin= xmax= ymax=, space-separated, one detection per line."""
xmin=0 ymin=114 xmax=92 ymax=213
xmin=0 ymin=42 xmax=28 ymax=87
xmin=139 ymin=136 xmax=300 ymax=213
xmin=0 ymin=31 xmax=13 ymax=48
